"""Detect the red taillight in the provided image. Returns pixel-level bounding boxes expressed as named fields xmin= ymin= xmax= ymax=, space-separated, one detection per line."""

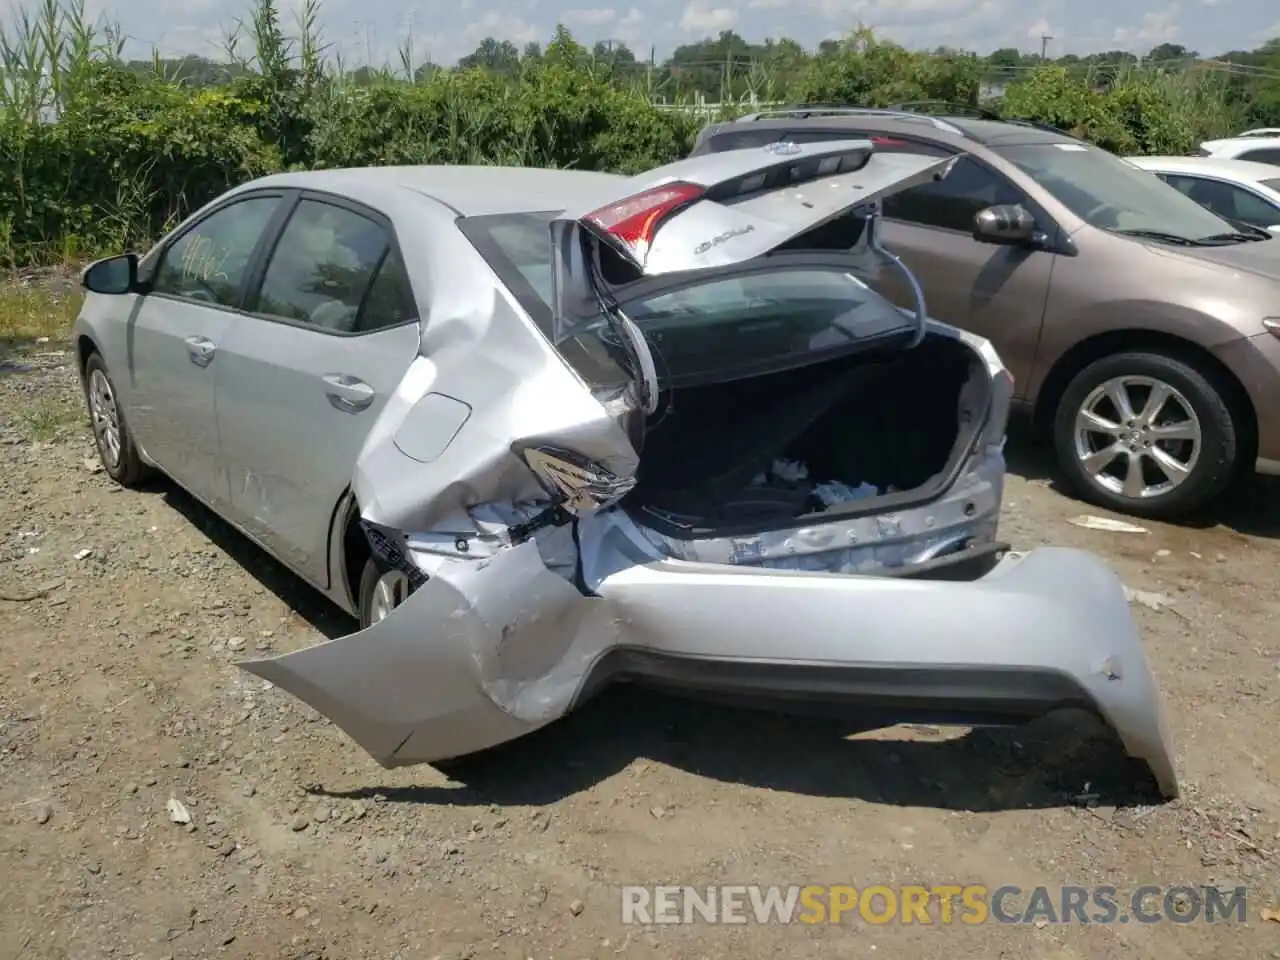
xmin=583 ymin=181 xmax=705 ymax=262
xmin=870 ymin=136 xmax=907 ymax=146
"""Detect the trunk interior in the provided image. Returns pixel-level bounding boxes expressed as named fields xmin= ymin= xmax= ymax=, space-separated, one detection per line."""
xmin=623 ymin=335 xmax=988 ymax=536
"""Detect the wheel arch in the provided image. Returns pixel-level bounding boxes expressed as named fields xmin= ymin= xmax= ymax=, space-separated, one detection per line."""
xmin=1032 ymin=328 xmax=1258 ymax=465
xmin=76 ymin=334 xmax=98 ymax=378
xmin=328 ymin=489 xmax=368 ymax=614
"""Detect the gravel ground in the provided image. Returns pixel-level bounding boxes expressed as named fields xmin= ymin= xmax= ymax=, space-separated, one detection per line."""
xmin=1 ymin=341 xmax=1279 ymax=960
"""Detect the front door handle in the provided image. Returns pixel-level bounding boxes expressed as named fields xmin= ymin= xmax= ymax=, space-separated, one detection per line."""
xmin=322 ymin=373 xmax=376 ymax=413
xmin=185 ymin=335 xmax=216 ymax=367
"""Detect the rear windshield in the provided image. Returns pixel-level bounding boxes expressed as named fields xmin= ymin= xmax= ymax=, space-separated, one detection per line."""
xmin=1263 ymin=178 xmax=1280 ymax=192
xmin=460 ymin=211 xmax=915 ymax=387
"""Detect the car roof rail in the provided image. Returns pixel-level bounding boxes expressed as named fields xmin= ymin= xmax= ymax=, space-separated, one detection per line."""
xmin=734 ymin=104 xmax=970 ymax=135
xmin=885 ymin=100 xmax=1077 ymax=138
xmin=1237 ymin=127 xmax=1280 ymax=139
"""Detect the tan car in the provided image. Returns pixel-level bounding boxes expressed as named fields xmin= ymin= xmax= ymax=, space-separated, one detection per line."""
xmin=693 ymin=107 xmax=1280 ymax=519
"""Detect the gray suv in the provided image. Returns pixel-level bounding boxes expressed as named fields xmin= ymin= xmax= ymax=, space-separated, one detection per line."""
xmin=692 ymin=105 xmax=1280 ymax=519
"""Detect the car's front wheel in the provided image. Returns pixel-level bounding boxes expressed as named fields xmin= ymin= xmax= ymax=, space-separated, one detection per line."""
xmin=83 ymin=351 xmax=149 ymax=487
xmin=357 ymin=556 xmax=416 ymax=630
xmin=1052 ymin=350 xmax=1240 ymax=519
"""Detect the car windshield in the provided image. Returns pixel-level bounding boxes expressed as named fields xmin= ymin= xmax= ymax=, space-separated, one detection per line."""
xmin=461 ymin=212 xmax=915 ymax=387
xmin=995 ymin=142 xmax=1247 ymax=242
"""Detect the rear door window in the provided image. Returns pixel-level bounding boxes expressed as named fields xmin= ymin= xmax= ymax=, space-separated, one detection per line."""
xmin=1161 ymin=174 xmax=1280 ymax=229
xmin=250 ymin=198 xmax=412 ymax=334
xmin=1238 ymin=148 xmax=1280 ymax=166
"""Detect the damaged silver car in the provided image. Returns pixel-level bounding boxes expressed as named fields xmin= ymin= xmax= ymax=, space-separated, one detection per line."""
xmin=72 ymin=140 xmax=1178 ymax=798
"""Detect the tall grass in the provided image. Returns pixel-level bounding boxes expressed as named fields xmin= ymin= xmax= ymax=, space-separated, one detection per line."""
xmin=0 ymin=0 xmax=1249 ymax=275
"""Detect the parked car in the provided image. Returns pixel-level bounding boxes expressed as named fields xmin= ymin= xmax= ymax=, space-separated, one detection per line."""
xmin=1197 ymin=133 xmax=1280 ymax=166
xmin=72 ymin=143 xmax=1177 ymax=796
xmin=692 ymin=105 xmax=1280 ymax=518
xmin=1125 ymin=155 xmax=1280 ymax=234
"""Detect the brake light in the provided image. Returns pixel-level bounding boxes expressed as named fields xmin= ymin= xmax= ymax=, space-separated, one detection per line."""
xmin=870 ymin=136 xmax=907 ymax=146
xmin=583 ymin=181 xmax=706 ymax=262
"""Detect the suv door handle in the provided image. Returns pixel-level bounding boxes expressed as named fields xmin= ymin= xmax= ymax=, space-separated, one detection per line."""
xmin=185 ymin=335 xmax=216 ymax=367
xmin=322 ymin=374 xmax=376 ymax=413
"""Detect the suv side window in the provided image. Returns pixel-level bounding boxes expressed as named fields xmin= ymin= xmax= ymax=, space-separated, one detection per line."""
xmin=252 ymin=199 xmax=396 ymax=334
xmin=882 ymin=156 xmax=1024 ymax=231
xmin=1238 ymin=148 xmax=1280 ymax=166
xmin=152 ymin=196 xmax=281 ymax=308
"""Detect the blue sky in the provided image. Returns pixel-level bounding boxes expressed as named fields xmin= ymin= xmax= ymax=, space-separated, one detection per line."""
xmin=38 ymin=0 xmax=1280 ymax=68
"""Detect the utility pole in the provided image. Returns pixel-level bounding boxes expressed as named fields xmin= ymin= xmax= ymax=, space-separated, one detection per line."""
xmin=1040 ymin=34 xmax=1053 ymax=60
xmin=404 ymin=8 xmax=416 ymax=79
xmin=354 ymin=19 xmax=372 ymax=67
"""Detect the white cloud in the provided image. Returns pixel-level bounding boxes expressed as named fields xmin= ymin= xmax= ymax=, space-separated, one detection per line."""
xmin=679 ymin=0 xmax=737 ymax=33
xmin=1112 ymin=3 xmax=1182 ymax=44
xmin=564 ymin=7 xmax=618 ymax=26
xmin=1026 ymin=18 xmax=1053 ymax=39
xmin=462 ymin=11 xmax=541 ymax=47
xmin=65 ymin=0 xmax=1278 ymax=68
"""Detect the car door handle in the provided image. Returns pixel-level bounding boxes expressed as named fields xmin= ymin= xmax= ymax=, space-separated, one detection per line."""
xmin=185 ymin=336 xmax=216 ymax=367
xmin=322 ymin=374 xmax=376 ymax=413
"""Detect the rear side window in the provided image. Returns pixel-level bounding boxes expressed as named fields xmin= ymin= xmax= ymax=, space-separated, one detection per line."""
xmin=1160 ymin=174 xmax=1280 ymax=229
xmin=1238 ymin=148 xmax=1280 ymax=166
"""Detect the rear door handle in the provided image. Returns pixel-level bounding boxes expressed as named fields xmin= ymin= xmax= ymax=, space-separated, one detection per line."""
xmin=185 ymin=335 xmax=216 ymax=367
xmin=322 ymin=373 xmax=376 ymax=413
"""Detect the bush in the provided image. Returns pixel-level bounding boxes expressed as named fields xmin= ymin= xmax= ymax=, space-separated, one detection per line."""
xmin=0 ymin=0 xmax=1250 ymax=268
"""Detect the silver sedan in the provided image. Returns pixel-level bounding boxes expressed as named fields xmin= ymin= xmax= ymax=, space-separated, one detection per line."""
xmin=73 ymin=141 xmax=1178 ymax=797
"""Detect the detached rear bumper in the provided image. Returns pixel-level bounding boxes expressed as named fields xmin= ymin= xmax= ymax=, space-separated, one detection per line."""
xmin=239 ymin=542 xmax=1177 ymax=799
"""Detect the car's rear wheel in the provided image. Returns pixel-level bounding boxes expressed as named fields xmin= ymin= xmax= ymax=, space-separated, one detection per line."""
xmin=1052 ymin=350 xmax=1239 ymax=519
xmin=83 ymin=351 xmax=149 ymax=487
xmin=357 ymin=556 xmax=415 ymax=630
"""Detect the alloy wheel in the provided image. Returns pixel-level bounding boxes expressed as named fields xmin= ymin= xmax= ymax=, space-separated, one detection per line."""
xmin=1071 ymin=375 xmax=1202 ymax=501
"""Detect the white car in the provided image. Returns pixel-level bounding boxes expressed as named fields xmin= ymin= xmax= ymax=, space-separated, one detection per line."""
xmin=1126 ymin=155 xmax=1280 ymax=234
xmin=1196 ymin=134 xmax=1280 ymax=166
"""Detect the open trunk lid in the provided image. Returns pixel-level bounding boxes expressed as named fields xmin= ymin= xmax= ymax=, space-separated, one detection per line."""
xmin=549 ymin=140 xmax=957 ymax=338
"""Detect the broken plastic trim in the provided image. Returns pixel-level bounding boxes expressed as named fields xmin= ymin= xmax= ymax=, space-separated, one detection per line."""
xmin=362 ymin=520 xmax=429 ymax=589
xmin=521 ymin=445 xmax=638 ymax=515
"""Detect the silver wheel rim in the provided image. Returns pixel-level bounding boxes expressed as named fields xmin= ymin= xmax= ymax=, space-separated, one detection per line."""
xmin=87 ymin=369 xmax=122 ymax=469
xmin=370 ymin=569 xmax=410 ymax=623
xmin=1072 ymin=375 xmax=1202 ymax=501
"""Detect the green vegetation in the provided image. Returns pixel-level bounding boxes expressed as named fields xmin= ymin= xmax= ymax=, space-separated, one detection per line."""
xmin=0 ymin=0 xmax=1277 ymax=278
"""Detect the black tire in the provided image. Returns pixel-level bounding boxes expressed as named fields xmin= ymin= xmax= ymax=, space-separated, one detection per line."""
xmin=356 ymin=555 xmax=416 ymax=630
xmin=1052 ymin=350 xmax=1238 ymax=519
xmin=82 ymin=351 xmax=150 ymax=487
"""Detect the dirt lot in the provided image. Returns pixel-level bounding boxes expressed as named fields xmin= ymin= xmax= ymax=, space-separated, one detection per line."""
xmin=1 ymin=338 xmax=1279 ymax=960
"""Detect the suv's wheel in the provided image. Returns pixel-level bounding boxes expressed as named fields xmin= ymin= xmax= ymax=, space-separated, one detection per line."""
xmin=83 ymin=351 xmax=149 ymax=486
xmin=1052 ymin=350 xmax=1239 ymax=519
xmin=357 ymin=556 xmax=415 ymax=629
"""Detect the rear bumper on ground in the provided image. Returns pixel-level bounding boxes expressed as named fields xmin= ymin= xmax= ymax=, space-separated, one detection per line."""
xmin=239 ymin=540 xmax=1178 ymax=799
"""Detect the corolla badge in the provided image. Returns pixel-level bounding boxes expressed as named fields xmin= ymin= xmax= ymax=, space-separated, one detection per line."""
xmin=694 ymin=224 xmax=756 ymax=256
xmin=763 ymin=140 xmax=802 ymax=155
